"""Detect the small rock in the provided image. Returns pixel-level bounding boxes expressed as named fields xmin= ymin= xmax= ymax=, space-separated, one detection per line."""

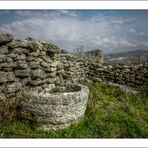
xmin=43 ymin=42 xmax=60 ymax=54
xmin=29 ymin=61 xmax=39 ymax=69
xmin=0 ymin=54 xmax=6 ymax=62
xmin=0 ymin=45 xmax=8 ymax=54
xmin=8 ymin=40 xmax=28 ymax=49
xmin=0 ymin=93 xmax=6 ymax=101
xmin=31 ymin=69 xmax=47 ymax=79
xmin=15 ymin=54 xmax=26 ymax=61
xmin=6 ymin=82 xmax=22 ymax=93
xmin=0 ymin=33 xmax=13 ymax=44
xmin=16 ymin=61 xmax=28 ymax=69
xmin=0 ymin=71 xmax=15 ymax=82
xmin=15 ymin=69 xmax=30 ymax=77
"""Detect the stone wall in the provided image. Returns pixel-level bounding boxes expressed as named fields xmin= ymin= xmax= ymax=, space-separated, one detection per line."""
xmin=85 ymin=49 xmax=104 ymax=64
xmin=0 ymin=33 xmax=148 ymax=127
xmin=0 ymin=33 xmax=148 ymax=102
xmin=0 ymin=33 xmax=88 ymax=103
xmin=0 ymin=34 xmax=62 ymax=102
xmin=0 ymin=33 xmax=91 ymax=125
xmin=57 ymin=54 xmax=89 ymax=85
xmin=89 ymin=63 xmax=148 ymax=89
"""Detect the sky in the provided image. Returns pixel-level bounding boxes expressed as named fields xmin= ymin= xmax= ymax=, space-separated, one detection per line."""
xmin=0 ymin=10 xmax=148 ymax=53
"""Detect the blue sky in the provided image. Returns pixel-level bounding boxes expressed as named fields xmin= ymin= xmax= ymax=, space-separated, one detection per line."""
xmin=0 ymin=10 xmax=148 ymax=53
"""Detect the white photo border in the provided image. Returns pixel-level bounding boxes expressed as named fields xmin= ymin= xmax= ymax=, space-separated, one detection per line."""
xmin=0 ymin=1 xmax=148 ymax=147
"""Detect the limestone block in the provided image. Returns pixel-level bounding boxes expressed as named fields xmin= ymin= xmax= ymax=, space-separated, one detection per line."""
xmin=15 ymin=69 xmax=30 ymax=77
xmin=0 ymin=71 xmax=15 ymax=83
xmin=31 ymin=69 xmax=47 ymax=79
xmin=0 ymin=46 xmax=8 ymax=54
xmin=0 ymin=33 xmax=13 ymax=44
xmin=5 ymin=82 xmax=22 ymax=93
xmin=21 ymin=83 xmax=89 ymax=131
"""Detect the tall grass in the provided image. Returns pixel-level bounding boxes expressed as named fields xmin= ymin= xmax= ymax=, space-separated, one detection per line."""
xmin=0 ymin=82 xmax=148 ymax=138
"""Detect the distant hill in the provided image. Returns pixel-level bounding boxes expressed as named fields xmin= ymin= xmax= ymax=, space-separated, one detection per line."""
xmin=104 ymin=50 xmax=148 ymax=64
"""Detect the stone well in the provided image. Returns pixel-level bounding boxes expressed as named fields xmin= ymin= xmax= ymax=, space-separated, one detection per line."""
xmin=21 ymin=83 xmax=89 ymax=131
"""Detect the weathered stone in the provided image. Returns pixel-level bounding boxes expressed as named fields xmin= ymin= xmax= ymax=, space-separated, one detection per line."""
xmin=21 ymin=77 xmax=31 ymax=86
xmin=13 ymin=48 xmax=29 ymax=54
xmin=16 ymin=61 xmax=28 ymax=69
xmin=6 ymin=57 xmax=13 ymax=62
xmin=46 ymin=71 xmax=56 ymax=78
xmin=31 ymin=69 xmax=46 ymax=79
xmin=6 ymin=82 xmax=22 ymax=93
xmin=40 ymin=51 xmax=46 ymax=56
xmin=40 ymin=61 xmax=50 ymax=68
xmin=21 ymin=83 xmax=89 ymax=131
xmin=26 ymin=56 xmax=36 ymax=62
xmin=8 ymin=40 xmax=28 ymax=49
xmin=29 ymin=78 xmax=44 ymax=86
xmin=51 ymin=61 xmax=59 ymax=67
xmin=43 ymin=67 xmax=57 ymax=72
xmin=0 ymin=62 xmax=17 ymax=68
xmin=8 ymin=53 xmax=18 ymax=59
xmin=28 ymin=50 xmax=40 ymax=57
xmin=15 ymin=69 xmax=30 ymax=77
xmin=0 ymin=45 xmax=8 ymax=54
xmin=41 ymin=55 xmax=52 ymax=63
xmin=29 ymin=61 xmax=39 ymax=69
xmin=15 ymin=54 xmax=26 ymax=61
xmin=0 ymin=93 xmax=6 ymax=101
xmin=0 ymin=33 xmax=13 ymax=44
xmin=0 ymin=54 xmax=6 ymax=62
xmin=27 ymin=38 xmax=43 ymax=51
xmin=0 ymin=72 xmax=15 ymax=82
xmin=2 ymin=68 xmax=13 ymax=72
xmin=43 ymin=42 xmax=60 ymax=54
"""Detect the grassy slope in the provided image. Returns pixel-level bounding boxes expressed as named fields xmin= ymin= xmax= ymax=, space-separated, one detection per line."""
xmin=0 ymin=82 xmax=148 ymax=138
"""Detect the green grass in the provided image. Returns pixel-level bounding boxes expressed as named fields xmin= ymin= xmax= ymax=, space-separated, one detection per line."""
xmin=0 ymin=82 xmax=148 ymax=138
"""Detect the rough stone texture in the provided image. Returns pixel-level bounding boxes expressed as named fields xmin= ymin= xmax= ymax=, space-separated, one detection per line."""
xmin=57 ymin=54 xmax=89 ymax=86
xmin=88 ymin=63 xmax=148 ymax=89
xmin=0 ymin=33 xmax=13 ymax=44
xmin=85 ymin=49 xmax=104 ymax=64
xmin=0 ymin=71 xmax=15 ymax=82
xmin=21 ymin=83 xmax=89 ymax=131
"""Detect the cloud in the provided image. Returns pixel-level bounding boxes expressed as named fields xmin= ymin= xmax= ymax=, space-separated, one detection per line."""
xmin=128 ymin=28 xmax=148 ymax=37
xmin=0 ymin=10 xmax=147 ymax=53
xmin=128 ymin=28 xmax=136 ymax=33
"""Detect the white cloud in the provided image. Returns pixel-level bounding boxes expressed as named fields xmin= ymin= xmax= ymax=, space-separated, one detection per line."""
xmin=0 ymin=11 xmax=147 ymax=53
xmin=128 ymin=28 xmax=136 ymax=33
xmin=128 ymin=28 xmax=148 ymax=36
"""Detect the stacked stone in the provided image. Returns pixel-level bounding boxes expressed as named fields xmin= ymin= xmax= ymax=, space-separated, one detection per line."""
xmin=0 ymin=33 xmax=22 ymax=101
xmin=57 ymin=54 xmax=89 ymax=85
xmin=0 ymin=33 xmax=62 ymax=122
xmin=89 ymin=63 xmax=148 ymax=89
xmin=0 ymin=33 xmax=90 ymax=126
xmin=0 ymin=34 xmax=62 ymax=97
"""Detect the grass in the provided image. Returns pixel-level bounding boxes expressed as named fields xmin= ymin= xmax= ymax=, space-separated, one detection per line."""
xmin=0 ymin=82 xmax=148 ymax=138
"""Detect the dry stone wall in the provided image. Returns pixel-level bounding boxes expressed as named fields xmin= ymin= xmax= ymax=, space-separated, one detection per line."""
xmin=0 ymin=33 xmax=147 ymax=101
xmin=0 ymin=33 xmax=148 ymax=130
xmin=89 ymin=63 xmax=148 ymax=89
xmin=0 ymin=33 xmax=90 ymax=127
xmin=57 ymin=54 xmax=89 ymax=85
xmin=0 ymin=34 xmax=62 ymax=103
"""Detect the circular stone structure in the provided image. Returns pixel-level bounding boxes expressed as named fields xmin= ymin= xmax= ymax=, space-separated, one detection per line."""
xmin=21 ymin=83 xmax=89 ymax=131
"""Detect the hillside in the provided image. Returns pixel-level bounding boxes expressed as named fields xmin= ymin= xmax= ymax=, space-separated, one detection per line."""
xmin=104 ymin=50 xmax=148 ymax=64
